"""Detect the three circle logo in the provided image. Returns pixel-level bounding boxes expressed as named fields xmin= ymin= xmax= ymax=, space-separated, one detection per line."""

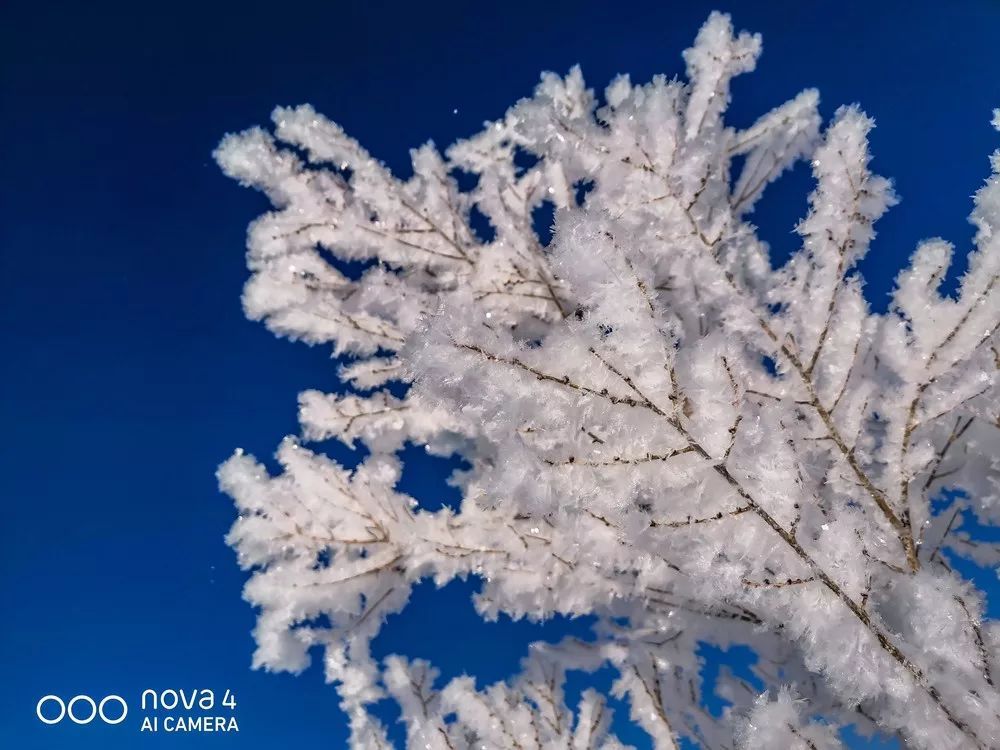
xmin=36 ymin=695 xmax=128 ymax=725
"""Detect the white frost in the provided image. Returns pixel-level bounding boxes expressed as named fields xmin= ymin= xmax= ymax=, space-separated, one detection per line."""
xmin=216 ymin=12 xmax=1000 ymax=749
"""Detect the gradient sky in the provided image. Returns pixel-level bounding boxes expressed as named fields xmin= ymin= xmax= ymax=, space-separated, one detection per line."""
xmin=2 ymin=1 xmax=998 ymax=748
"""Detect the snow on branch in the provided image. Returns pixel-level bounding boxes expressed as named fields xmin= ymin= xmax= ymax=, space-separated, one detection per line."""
xmin=217 ymin=12 xmax=1000 ymax=749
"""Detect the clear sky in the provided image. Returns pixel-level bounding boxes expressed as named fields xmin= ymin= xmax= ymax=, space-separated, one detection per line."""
xmin=1 ymin=1 xmax=998 ymax=748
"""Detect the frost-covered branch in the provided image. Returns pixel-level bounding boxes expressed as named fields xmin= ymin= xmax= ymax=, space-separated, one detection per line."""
xmin=216 ymin=12 xmax=1000 ymax=749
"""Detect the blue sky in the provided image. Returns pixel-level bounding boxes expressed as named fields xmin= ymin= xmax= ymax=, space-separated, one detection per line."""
xmin=1 ymin=1 xmax=998 ymax=747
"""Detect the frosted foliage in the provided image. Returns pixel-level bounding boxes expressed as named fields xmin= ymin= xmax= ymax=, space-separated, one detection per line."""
xmin=216 ymin=13 xmax=1000 ymax=749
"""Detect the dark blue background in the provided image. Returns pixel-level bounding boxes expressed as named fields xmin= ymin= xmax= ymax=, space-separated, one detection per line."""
xmin=2 ymin=1 xmax=997 ymax=747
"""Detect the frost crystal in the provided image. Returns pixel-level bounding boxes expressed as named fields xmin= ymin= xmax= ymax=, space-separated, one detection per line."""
xmin=216 ymin=13 xmax=1000 ymax=749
